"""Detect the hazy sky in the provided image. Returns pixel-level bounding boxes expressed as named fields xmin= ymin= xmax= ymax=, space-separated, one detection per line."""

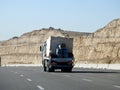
xmin=0 ymin=0 xmax=120 ymax=40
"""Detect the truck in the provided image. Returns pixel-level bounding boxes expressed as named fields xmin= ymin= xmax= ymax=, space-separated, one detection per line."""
xmin=40 ymin=36 xmax=74 ymax=72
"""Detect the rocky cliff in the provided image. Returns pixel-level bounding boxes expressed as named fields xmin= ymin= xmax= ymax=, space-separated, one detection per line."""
xmin=0 ymin=19 xmax=120 ymax=65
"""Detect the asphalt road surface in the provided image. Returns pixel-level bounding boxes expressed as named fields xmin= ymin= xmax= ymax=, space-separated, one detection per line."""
xmin=0 ymin=67 xmax=120 ymax=90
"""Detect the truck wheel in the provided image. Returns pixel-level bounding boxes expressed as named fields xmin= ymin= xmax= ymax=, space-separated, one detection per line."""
xmin=46 ymin=61 xmax=51 ymax=72
xmin=46 ymin=65 xmax=50 ymax=72
xmin=43 ymin=61 xmax=47 ymax=72
xmin=46 ymin=65 xmax=54 ymax=72
xmin=44 ymin=66 xmax=47 ymax=72
xmin=45 ymin=60 xmax=54 ymax=72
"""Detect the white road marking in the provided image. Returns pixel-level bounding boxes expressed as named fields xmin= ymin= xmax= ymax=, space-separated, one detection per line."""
xmin=27 ymin=78 xmax=32 ymax=82
xmin=82 ymin=78 xmax=92 ymax=82
xmin=114 ymin=85 xmax=120 ymax=89
xmin=37 ymin=85 xmax=44 ymax=90
xmin=20 ymin=74 xmax=24 ymax=77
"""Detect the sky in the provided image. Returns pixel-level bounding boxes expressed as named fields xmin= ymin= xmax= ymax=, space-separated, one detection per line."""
xmin=0 ymin=0 xmax=120 ymax=41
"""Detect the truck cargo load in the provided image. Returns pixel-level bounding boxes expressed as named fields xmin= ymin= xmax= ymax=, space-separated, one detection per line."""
xmin=40 ymin=36 xmax=74 ymax=72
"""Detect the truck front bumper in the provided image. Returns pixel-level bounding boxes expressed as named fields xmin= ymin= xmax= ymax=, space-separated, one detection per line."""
xmin=50 ymin=58 xmax=74 ymax=69
xmin=51 ymin=64 xmax=73 ymax=69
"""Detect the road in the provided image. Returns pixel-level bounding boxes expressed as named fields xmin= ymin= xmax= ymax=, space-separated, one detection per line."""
xmin=0 ymin=67 xmax=120 ymax=90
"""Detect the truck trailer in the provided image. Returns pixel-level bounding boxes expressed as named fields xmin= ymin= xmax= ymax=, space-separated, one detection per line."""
xmin=40 ymin=36 xmax=74 ymax=72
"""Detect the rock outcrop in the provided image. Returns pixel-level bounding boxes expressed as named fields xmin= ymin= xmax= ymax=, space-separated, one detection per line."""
xmin=0 ymin=19 xmax=120 ymax=65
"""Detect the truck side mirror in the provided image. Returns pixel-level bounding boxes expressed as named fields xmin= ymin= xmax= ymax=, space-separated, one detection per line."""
xmin=40 ymin=46 xmax=42 ymax=51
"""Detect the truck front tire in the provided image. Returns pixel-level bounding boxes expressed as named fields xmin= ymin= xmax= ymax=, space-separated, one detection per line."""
xmin=43 ymin=61 xmax=47 ymax=72
xmin=46 ymin=65 xmax=54 ymax=72
xmin=45 ymin=60 xmax=54 ymax=72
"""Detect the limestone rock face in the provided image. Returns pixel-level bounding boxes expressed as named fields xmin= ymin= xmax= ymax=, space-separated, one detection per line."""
xmin=75 ymin=18 xmax=120 ymax=64
xmin=0 ymin=19 xmax=120 ymax=65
